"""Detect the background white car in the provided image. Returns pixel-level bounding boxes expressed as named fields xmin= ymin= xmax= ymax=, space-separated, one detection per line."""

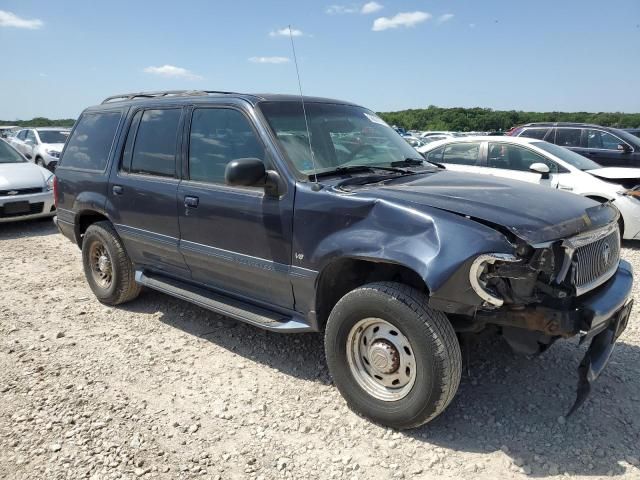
xmin=418 ymin=136 xmax=640 ymax=240
xmin=0 ymin=140 xmax=55 ymax=222
xmin=9 ymin=127 xmax=70 ymax=171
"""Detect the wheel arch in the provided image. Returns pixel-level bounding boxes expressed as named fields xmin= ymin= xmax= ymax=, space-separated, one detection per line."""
xmin=314 ymin=256 xmax=429 ymax=330
xmin=74 ymin=210 xmax=112 ymax=247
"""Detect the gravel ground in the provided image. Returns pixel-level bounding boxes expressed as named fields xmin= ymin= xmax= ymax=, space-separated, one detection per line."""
xmin=1 ymin=219 xmax=639 ymax=480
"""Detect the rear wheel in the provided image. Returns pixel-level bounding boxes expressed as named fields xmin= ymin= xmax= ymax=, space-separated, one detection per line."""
xmin=324 ymin=282 xmax=461 ymax=429
xmin=82 ymin=221 xmax=140 ymax=305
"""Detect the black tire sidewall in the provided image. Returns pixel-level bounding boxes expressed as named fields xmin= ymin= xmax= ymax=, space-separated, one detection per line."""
xmin=326 ymin=287 xmax=449 ymax=428
xmin=82 ymin=226 xmax=122 ymax=303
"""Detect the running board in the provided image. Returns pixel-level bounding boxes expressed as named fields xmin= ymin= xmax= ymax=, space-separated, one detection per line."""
xmin=135 ymin=271 xmax=312 ymax=333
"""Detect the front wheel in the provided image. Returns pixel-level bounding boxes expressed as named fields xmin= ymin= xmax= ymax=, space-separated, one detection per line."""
xmin=325 ymin=282 xmax=461 ymax=429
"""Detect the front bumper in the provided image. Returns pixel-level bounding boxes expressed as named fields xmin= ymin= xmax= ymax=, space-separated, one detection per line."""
xmin=0 ymin=191 xmax=55 ymax=223
xmin=475 ymin=260 xmax=633 ymax=414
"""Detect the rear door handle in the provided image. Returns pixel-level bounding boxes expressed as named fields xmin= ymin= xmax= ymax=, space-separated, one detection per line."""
xmin=112 ymin=185 xmax=124 ymax=195
xmin=184 ymin=195 xmax=199 ymax=208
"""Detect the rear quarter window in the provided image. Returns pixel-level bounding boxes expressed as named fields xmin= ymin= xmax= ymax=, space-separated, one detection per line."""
xmin=520 ymin=128 xmax=549 ymax=140
xmin=60 ymin=111 xmax=122 ymax=171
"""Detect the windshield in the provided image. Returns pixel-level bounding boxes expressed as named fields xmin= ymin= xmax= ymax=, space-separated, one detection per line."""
xmin=532 ymin=141 xmax=601 ymax=170
xmin=0 ymin=141 xmax=26 ymax=164
xmin=38 ymin=130 xmax=70 ymax=144
xmin=259 ymin=102 xmax=423 ymax=175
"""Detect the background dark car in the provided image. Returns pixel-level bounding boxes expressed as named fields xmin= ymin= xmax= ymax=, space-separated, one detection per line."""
xmin=509 ymin=122 xmax=640 ymax=168
xmin=623 ymin=128 xmax=640 ymax=139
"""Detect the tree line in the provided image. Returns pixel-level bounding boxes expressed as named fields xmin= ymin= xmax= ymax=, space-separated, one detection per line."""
xmin=3 ymin=107 xmax=640 ymax=133
xmin=377 ymin=106 xmax=640 ymax=132
xmin=0 ymin=117 xmax=75 ymax=128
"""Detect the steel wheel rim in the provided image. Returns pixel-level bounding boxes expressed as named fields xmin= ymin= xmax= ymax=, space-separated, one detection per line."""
xmin=89 ymin=240 xmax=113 ymax=289
xmin=346 ymin=317 xmax=417 ymax=401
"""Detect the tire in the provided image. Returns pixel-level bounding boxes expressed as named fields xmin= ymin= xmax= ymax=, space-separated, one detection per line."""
xmin=324 ymin=281 xmax=461 ymax=430
xmin=81 ymin=221 xmax=141 ymax=305
xmin=35 ymin=157 xmax=44 ymax=167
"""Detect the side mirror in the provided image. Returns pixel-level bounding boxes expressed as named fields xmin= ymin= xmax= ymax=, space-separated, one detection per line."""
xmin=529 ymin=162 xmax=550 ymax=179
xmin=618 ymin=143 xmax=631 ymax=153
xmin=225 ymin=158 xmax=266 ymax=187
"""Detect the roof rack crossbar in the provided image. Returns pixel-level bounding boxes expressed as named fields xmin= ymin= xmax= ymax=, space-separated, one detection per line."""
xmin=101 ymin=90 xmax=240 ymax=104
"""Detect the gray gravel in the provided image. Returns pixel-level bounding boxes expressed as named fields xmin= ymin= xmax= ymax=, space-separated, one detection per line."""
xmin=1 ymin=219 xmax=639 ymax=480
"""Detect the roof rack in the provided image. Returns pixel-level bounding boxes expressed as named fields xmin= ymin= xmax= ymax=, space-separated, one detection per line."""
xmin=101 ymin=90 xmax=239 ymax=104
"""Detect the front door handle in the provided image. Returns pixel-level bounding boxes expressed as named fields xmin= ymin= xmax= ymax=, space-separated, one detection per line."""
xmin=112 ymin=185 xmax=124 ymax=195
xmin=184 ymin=195 xmax=199 ymax=208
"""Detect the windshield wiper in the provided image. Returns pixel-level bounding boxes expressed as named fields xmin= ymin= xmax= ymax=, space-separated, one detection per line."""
xmin=315 ymin=164 xmax=413 ymax=178
xmin=392 ymin=157 xmax=446 ymax=169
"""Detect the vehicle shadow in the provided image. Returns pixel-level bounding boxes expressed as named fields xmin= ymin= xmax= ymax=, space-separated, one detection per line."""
xmin=122 ymin=289 xmax=640 ymax=477
xmin=0 ymin=217 xmax=58 ymax=240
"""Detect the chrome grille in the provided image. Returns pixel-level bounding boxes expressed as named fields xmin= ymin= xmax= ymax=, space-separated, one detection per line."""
xmin=571 ymin=227 xmax=620 ymax=295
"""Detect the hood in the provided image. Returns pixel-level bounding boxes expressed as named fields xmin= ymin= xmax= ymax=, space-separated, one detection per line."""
xmin=346 ymin=170 xmax=617 ymax=244
xmin=0 ymin=162 xmax=50 ymax=190
xmin=41 ymin=142 xmax=65 ymax=152
xmin=586 ymin=167 xmax=640 ymax=182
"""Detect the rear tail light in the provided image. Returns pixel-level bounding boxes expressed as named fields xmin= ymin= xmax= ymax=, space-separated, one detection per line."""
xmin=53 ymin=176 xmax=58 ymax=208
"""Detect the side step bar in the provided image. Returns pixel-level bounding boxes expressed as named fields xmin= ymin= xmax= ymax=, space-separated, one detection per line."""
xmin=135 ymin=271 xmax=313 ymax=333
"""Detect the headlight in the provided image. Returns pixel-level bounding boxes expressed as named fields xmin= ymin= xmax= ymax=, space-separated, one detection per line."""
xmin=46 ymin=175 xmax=55 ymax=191
xmin=45 ymin=149 xmax=61 ymax=158
xmin=469 ymin=253 xmax=519 ymax=307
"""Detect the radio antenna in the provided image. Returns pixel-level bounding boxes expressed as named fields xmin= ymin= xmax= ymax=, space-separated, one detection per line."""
xmin=288 ymin=24 xmax=319 ymax=185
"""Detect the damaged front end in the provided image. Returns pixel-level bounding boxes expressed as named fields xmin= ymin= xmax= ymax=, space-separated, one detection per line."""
xmin=458 ymin=221 xmax=633 ymax=415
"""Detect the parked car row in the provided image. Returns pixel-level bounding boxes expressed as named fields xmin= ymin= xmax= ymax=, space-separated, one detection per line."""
xmin=0 ymin=126 xmax=19 ymax=139
xmin=507 ymin=122 xmax=640 ymax=168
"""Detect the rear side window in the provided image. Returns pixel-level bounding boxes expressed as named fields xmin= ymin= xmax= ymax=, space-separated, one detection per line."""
xmin=61 ymin=112 xmax=121 ymax=171
xmin=442 ymin=143 xmax=481 ymax=166
xmin=555 ymin=128 xmax=582 ymax=147
xmin=520 ymin=128 xmax=549 ymax=140
xmin=129 ymin=109 xmax=181 ymax=177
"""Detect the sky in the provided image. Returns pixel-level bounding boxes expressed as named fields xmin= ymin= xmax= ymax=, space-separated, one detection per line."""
xmin=1 ymin=0 xmax=639 ymax=120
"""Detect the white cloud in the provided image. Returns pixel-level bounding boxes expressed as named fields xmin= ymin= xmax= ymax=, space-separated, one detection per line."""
xmin=269 ymin=27 xmax=304 ymax=37
xmin=326 ymin=5 xmax=358 ymax=14
xmin=143 ymin=65 xmax=203 ymax=80
xmin=0 ymin=10 xmax=43 ymax=29
xmin=437 ymin=13 xmax=454 ymax=24
xmin=372 ymin=11 xmax=431 ymax=31
xmin=248 ymin=56 xmax=290 ymax=64
xmin=361 ymin=2 xmax=383 ymax=14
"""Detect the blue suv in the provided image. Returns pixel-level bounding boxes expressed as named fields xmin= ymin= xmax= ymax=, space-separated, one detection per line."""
xmin=54 ymin=90 xmax=633 ymax=428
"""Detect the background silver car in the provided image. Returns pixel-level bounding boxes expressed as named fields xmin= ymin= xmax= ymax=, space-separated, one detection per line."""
xmin=8 ymin=127 xmax=70 ymax=171
xmin=0 ymin=140 xmax=55 ymax=223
